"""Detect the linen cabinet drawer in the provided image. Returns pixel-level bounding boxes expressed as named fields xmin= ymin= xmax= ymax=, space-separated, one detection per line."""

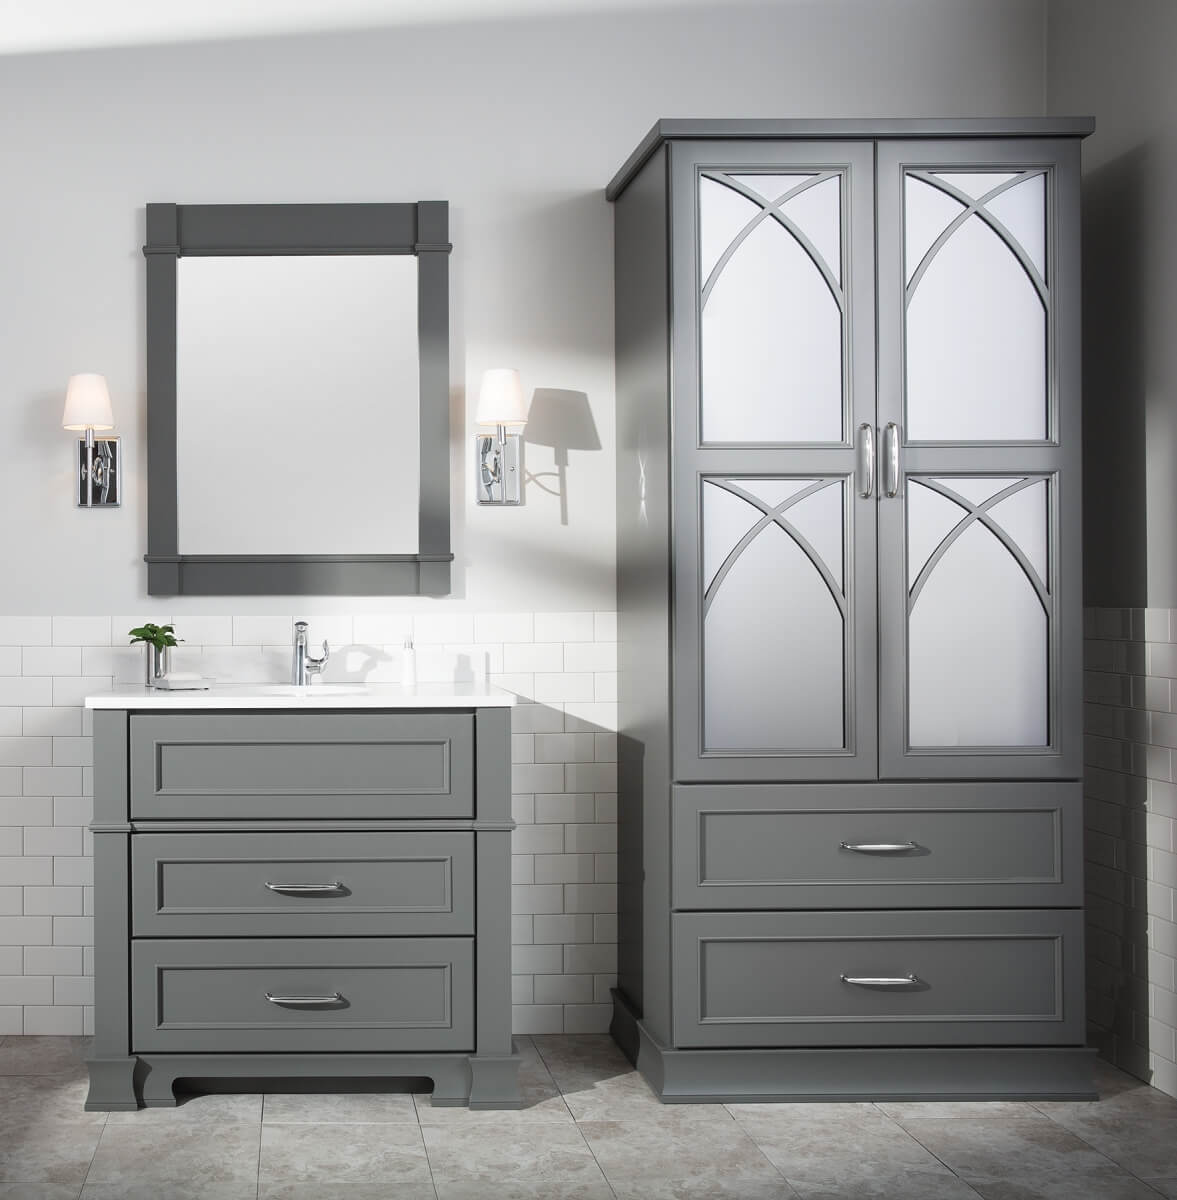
xmin=131 ymin=938 xmax=474 ymax=1053
xmin=672 ymin=782 xmax=1082 ymax=909
xmin=131 ymin=831 xmax=474 ymax=937
xmin=130 ymin=712 xmax=473 ymax=819
xmin=672 ymin=910 xmax=1085 ymax=1048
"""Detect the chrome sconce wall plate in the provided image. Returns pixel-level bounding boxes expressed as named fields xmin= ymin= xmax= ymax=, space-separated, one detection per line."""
xmin=63 ymin=373 xmax=121 ymax=508
xmin=475 ymin=368 xmax=527 ymax=505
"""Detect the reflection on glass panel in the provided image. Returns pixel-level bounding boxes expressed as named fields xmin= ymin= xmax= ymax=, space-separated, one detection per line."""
xmin=907 ymin=482 xmax=964 ymax=589
xmin=705 ymin=520 xmax=845 ymax=751
xmin=933 ymin=476 xmax=1023 ymax=507
xmin=907 ymin=212 xmax=1046 ymax=441
xmin=702 ymin=480 xmax=802 ymax=593
xmin=909 ymin=519 xmax=1048 ymax=748
xmin=780 ymin=481 xmax=844 ymax=591
xmin=985 ymin=174 xmax=1047 ymax=280
xmin=702 ymin=200 xmax=842 ymax=443
xmin=905 ymin=176 xmax=964 ymax=284
xmin=780 ymin=176 xmax=842 ymax=286
xmin=730 ymin=173 xmax=815 ymax=202
xmin=933 ymin=172 xmax=1019 ymax=201
xmin=988 ymin=479 xmax=1049 ymax=583
xmin=699 ymin=177 xmax=762 ymax=282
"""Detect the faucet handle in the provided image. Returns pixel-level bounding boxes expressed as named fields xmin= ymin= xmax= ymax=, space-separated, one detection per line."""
xmin=307 ymin=640 xmax=330 ymax=676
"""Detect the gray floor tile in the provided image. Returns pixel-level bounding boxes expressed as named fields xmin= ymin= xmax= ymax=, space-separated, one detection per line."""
xmin=258 ymin=1123 xmax=433 ymax=1200
xmin=875 ymin=1101 xmax=1047 ymax=1121
xmin=899 ymin=1115 xmax=1127 ymax=1177
xmin=83 ymin=1123 xmax=260 ymax=1199
xmin=0 ymin=1123 xmax=102 ymax=1191
xmin=1036 ymin=1111 xmax=1177 ymax=1179
xmin=0 ymin=1186 xmax=85 ymax=1200
xmin=422 ymin=1122 xmax=612 ymax=1199
xmin=786 ymin=1170 xmax=982 ymax=1200
xmin=105 ymin=1092 xmax=262 ymax=1125
xmin=0 ymin=1040 xmax=90 ymax=1080
xmin=957 ymin=1171 xmax=1163 ymax=1199
xmin=579 ymin=1118 xmax=796 ymax=1199
xmin=261 ymin=1091 xmax=415 ymax=1124
xmin=0 ymin=1078 xmax=105 ymax=1130
xmin=1144 ymin=1180 xmax=1177 ymax=1199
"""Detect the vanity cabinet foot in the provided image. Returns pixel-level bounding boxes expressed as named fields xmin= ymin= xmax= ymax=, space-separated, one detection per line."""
xmin=83 ymin=1057 xmax=140 ymax=1112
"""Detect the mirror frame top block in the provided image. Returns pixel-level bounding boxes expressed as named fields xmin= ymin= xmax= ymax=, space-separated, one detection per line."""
xmin=143 ymin=201 xmax=453 ymax=597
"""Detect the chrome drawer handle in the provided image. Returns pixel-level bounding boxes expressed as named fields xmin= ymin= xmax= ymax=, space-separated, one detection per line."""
xmin=841 ymin=974 xmax=920 ymax=987
xmin=839 ymin=842 xmax=917 ymax=854
xmin=265 ymin=881 xmax=344 ymax=895
xmin=265 ymin=992 xmax=343 ymax=1006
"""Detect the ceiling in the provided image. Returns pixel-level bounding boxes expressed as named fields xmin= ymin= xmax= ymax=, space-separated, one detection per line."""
xmin=0 ymin=0 xmax=727 ymax=54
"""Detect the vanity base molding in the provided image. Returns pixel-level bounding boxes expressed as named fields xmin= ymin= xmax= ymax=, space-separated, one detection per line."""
xmin=85 ymin=1049 xmax=524 ymax=1111
xmin=611 ymin=992 xmax=1096 ymax=1103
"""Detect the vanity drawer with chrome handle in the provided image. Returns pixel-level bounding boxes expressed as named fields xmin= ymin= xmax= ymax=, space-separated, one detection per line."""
xmin=131 ymin=937 xmax=474 ymax=1053
xmin=672 ymin=909 xmax=1084 ymax=1049
xmin=672 ymin=782 xmax=1082 ymax=909
xmin=131 ymin=831 xmax=474 ymax=937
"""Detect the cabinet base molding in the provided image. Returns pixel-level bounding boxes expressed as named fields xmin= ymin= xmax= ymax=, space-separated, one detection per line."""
xmin=84 ymin=1047 xmax=524 ymax=1111
xmin=611 ymin=991 xmax=1097 ymax=1103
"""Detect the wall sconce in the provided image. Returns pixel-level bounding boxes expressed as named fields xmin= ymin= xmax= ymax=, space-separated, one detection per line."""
xmin=475 ymin=368 xmax=527 ymax=505
xmin=63 ymin=373 xmax=120 ymax=507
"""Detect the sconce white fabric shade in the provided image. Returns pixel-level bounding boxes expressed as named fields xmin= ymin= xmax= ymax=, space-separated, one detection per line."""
xmin=62 ymin=373 xmax=114 ymax=430
xmin=476 ymin=368 xmax=528 ymax=426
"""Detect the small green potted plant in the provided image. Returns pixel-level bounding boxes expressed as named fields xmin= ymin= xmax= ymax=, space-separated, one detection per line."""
xmin=128 ymin=623 xmax=183 ymax=687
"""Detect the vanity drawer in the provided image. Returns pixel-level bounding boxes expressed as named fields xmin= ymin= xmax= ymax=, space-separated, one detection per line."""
xmin=672 ymin=782 xmax=1083 ymax=909
xmin=131 ymin=938 xmax=474 ymax=1053
xmin=130 ymin=712 xmax=473 ymax=819
xmin=131 ymin=831 xmax=474 ymax=937
xmin=672 ymin=909 xmax=1084 ymax=1048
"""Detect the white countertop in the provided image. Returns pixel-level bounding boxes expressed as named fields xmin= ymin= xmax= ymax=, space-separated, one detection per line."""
xmin=86 ymin=681 xmax=517 ymax=710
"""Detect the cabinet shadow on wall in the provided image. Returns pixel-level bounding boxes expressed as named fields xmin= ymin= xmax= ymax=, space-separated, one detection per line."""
xmin=524 ymin=388 xmax=602 ymax=525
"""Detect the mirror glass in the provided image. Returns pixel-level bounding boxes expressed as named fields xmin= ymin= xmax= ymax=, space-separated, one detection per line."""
xmin=175 ymin=255 xmax=420 ymax=555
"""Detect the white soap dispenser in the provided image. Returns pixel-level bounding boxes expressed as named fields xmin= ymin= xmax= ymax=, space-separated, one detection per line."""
xmin=400 ymin=636 xmax=417 ymax=688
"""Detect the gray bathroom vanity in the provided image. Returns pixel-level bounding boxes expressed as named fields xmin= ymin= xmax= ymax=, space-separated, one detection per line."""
xmin=83 ymin=683 xmax=521 ymax=1110
xmin=609 ymin=119 xmax=1096 ymax=1101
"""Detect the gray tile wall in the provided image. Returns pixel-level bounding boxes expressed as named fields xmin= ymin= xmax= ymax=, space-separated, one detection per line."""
xmin=1084 ymin=606 xmax=1177 ymax=1098
xmin=0 ymin=612 xmax=618 ymax=1037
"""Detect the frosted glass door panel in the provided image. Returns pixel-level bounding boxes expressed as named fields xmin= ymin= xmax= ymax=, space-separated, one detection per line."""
xmin=699 ymin=172 xmax=845 ymax=444
xmin=702 ymin=478 xmax=846 ymax=752
xmin=907 ymin=477 xmax=1050 ymax=748
xmin=904 ymin=171 xmax=1048 ymax=442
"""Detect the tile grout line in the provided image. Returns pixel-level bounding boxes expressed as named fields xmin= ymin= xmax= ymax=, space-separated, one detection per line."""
xmin=254 ymin=1096 xmax=264 ymax=1200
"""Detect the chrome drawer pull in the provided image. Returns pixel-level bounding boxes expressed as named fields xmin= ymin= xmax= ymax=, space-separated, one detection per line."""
xmin=839 ymin=842 xmax=918 ymax=854
xmin=265 ymin=991 xmax=343 ymax=1006
xmin=265 ymin=881 xmax=344 ymax=895
xmin=840 ymin=973 xmax=920 ymax=987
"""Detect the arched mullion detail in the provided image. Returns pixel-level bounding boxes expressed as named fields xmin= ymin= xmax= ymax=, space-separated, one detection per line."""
xmin=703 ymin=478 xmax=845 ymax=620
xmin=908 ymin=477 xmax=1049 ymax=616
xmin=905 ymin=170 xmax=1048 ymax=307
xmin=700 ymin=172 xmax=844 ymax=313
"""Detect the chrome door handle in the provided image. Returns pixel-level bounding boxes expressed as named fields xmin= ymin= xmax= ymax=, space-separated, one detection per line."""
xmin=265 ymin=881 xmax=344 ymax=895
xmin=839 ymin=841 xmax=918 ymax=854
xmin=856 ymin=423 xmax=875 ymax=498
xmin=265 ymin=992 xmax=343 ymax=1006
xmin=840 ymin=974 xmax=920 ymax=987
xmin=884 ymin=422 xmax=900 ymax=497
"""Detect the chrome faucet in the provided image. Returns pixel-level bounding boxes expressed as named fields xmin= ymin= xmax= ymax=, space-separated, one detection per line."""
xmin=291 ymin=621 xmax=330 ymax=686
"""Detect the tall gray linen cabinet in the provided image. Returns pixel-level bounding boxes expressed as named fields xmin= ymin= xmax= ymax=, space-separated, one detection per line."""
xmin=608 ymin=119 xmax=1096 ymax=1101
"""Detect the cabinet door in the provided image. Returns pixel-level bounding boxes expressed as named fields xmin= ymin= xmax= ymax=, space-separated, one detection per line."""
xmin=671 ymin=141 xmax=877 ymax=781
xmin=876 ymin=139 xmax=1082 ymax=779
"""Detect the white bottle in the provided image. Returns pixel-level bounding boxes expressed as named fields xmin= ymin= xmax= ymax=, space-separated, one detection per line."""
xmin=400 ymin=636 xmax=417 ymax=688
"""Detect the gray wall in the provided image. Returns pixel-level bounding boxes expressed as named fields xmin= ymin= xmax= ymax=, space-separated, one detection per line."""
xmin=0 ymin=0 xmax=1048 ymax=615
xmin=1047 ymin=0 xmax=1177 ymax=607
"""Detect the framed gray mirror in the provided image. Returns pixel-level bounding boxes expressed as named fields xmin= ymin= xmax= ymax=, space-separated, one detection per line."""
xmin=143 ymin=201 xmax=452 ymax=596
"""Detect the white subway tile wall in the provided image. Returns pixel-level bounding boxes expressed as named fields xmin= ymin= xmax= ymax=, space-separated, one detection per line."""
xmin=0 ymin=611 xmax=618 ymax=1037
xmin=1085 ymin=607 xmax=1177 ymax=1098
